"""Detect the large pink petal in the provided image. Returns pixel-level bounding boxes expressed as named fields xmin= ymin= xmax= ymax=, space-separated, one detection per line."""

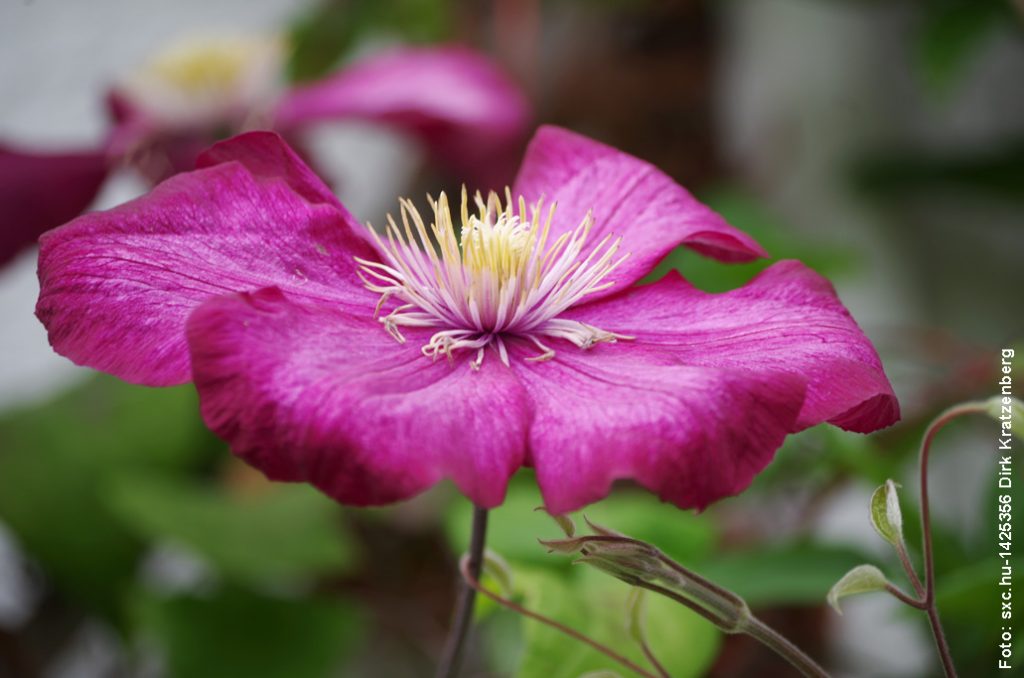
xmin=0 ymin=144 xmax=110 ymax=266
xmin=511 ymin=126 xmax=767 ymax=300
xmin=509 ymin=342 xmax=806 ymax=513
xmin=187 ymin=287 xmax=531 ymax=507
xmin=565 ymin=261 xmax=900 ymax=433
xmin=275 ymin=46 xmax=531 ymax=189
xmin=196 ymin=130 xmax=344 ymax=209
xmin=36 ymin=132 xmax=377 ymax=386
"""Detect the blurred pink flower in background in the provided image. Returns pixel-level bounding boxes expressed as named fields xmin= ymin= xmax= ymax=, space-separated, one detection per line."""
xmin=36 ymin=127 xmax=899 ymax=514
xmin=1 ymin=35 xmax=530 ymax=265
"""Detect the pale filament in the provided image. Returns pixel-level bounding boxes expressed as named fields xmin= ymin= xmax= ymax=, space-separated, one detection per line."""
xmin=355 ymin=188 xmax=632 ymax=369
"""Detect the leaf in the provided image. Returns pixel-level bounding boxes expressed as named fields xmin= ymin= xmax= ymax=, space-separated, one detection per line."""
xmin=699 ymin=542 xmax=874 ymax=607
xmin=869 ymin=480 xmax=904 ymax=547
xmin=0 ymin=375 xmax=216 ymax=618
xmin=106 ymin=473 xmax=356 ymax=587
xmin=132 ymin=586 xmax=363 ymax=678
xmin=445 ymin=474 xmax=717 ymax=569
xmin=512 ymin=566 xmax=721 ymax=678
xmin=827 ymin=564 xmax=888 ymax=615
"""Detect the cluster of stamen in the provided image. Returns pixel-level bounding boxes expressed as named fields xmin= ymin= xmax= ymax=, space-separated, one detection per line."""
xmin=356 ymin=189 xmax=632 ymax=369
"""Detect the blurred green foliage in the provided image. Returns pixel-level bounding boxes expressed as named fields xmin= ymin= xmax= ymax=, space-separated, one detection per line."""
xmin=107 ymin=474 xmax=357 ymax=587
xmin=643 ymin=187 xmax=858 ymax=292
xmin=445 ymin=477 xmax=880 ymax=673
xmin=513 ymin=566 xmax=720 ymax=678
xmin=287 ymin=0 xmax=453 ymax=82
xmin=917 ymin=0 xmax=1016 ymax=93
xmin=700 ymin=542 xmax=875 ymax=608
xmin=132 ymin=586 xmax=363 ymax=678
xmin=0 ymin=375 xmax=361 ymax=675
xmin=446 ymin=476 xmax=717 ymax=569
xmin=855 ymin=141 xmax=1024 ymax=203
xmin=0 ymin=375 xmax=216 ymax=619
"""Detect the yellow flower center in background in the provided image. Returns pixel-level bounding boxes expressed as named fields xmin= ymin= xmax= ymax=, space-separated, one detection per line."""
xmin=146 ymin=37 xmax=267 ymax=96
xmin=121 ymin=34 xmax=284 ymax=127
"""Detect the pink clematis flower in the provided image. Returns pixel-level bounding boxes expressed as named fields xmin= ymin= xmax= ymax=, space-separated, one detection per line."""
xmin=2 ymin=35 xmax=529 ymax=266
xmin=36 ymin=127 xmax=899 ymax=514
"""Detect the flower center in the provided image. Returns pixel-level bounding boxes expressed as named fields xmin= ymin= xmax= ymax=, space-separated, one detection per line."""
xmin=356 ymin=189 xmax=632 ymax=369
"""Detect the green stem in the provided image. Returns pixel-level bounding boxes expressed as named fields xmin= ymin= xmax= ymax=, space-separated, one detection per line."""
xmin=632 ymin=579 xmax=831 ymax=677
xmin=743 ymin=616 xmax=831 ymax=678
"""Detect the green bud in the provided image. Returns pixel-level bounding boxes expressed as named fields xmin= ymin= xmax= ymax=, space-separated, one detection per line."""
xmin=986 ymin=395 xmax=1024 ymax=441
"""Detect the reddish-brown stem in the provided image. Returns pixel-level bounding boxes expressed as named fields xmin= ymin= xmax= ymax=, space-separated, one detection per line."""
xmin=436 ymin=506 xmax=488 ymax=678
xmin=895 ymin=540 xmax=926 ymax=599
xmin=918 ymin=402 xmax=986 ymax=677
xmin=459 ymin=557 xmax=662 ymax=678
xmin=637 ymin=635 xmax=670 ymax=678
xmin=628 ymin=592 xmax=671 ymax=678
xmin=885 ymin=583 xmax=927 ymax=610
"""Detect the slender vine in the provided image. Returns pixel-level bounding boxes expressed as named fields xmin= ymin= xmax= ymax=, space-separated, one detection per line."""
xmin=910 ymin=402 xmax=985 ymax=677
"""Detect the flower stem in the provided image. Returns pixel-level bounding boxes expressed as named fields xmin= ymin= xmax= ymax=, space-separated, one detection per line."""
xmin=917 ymin=402 xmax=985 ymax=678
xmin=741 ymin=616 xmax=830 ymax=678
xmin=435 ymin=505 xmax=489 ymax=678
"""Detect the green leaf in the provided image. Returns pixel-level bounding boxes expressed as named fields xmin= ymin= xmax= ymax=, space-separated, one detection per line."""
xmin=0 ymin=375 xmax=216 ymax=617
xmin=827 ymin=564 xmax=889 ymax=615
xmin=106 ymin=474 xmax=356 ymax=586
xmin=513 ymin=567 xmax=720 ymax=678
xmin=746 ymin=424 xmax=896 ymax=494
xmin=287 ymin=0 xmax=453 ymax=82
xmin=445 ymin=474 xmax=717 ymax=569
xmin=700 ymin=542 xmax=874 ymax=607
xmin=869 ymin=480 xmax=904 ymax=547
xmin=133 ymin=587 xmax=363 ymax=678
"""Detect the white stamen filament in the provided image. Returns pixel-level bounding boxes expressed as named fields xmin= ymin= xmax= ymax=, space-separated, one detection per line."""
xmin=356 ymin=188 xmax=632 ymax=368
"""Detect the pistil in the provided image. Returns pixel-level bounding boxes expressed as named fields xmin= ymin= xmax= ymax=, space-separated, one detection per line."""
xmin=356 ymin=189 xmax=632 ymax=368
